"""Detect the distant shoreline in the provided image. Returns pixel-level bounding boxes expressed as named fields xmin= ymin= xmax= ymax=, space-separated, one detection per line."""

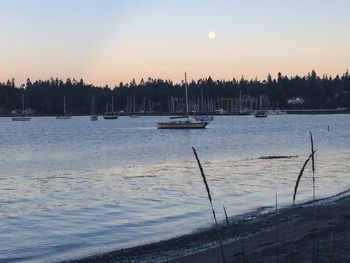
xmin=1 ymin=109 xmax=350 ymax=118
xmin=63 ymin=189 xmax=350 ymax=263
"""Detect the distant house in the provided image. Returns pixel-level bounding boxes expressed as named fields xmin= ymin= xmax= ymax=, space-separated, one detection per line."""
xmin=287 ymin=97 xmax=305 ymax=105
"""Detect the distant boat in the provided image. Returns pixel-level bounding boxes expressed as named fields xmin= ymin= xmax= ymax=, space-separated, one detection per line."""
xmin=12 ymin=116 xmax=31 ymax=121
xmin=90 ymin=95 xmax=98 ymax=121
xmin=237 ymin=91 xmax=252 ymax=115
xmin=103 ymin=96 xmax=118 ymax=120
xmin=255 ymin=95 xmax=269 ymax=118
xmin=157 ymin=118 xmax=208 ymax=129
xmin=56 ymin=96 xmax=71 ymax=119
xmin=255 ymin=110 xmax=268 ymax=118
xmin=103 ymin=115 xmax=118 ymax=120
xmin=12 ymin=94 xmax=31 ymax=121
xmin=157 ymin=73 xmax=208 ymax=129
xmin=90 ymin=115 xmax=98 ymax=121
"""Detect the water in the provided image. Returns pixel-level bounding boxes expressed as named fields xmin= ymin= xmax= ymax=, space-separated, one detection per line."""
xmin=0 ymin=115 xmax=349 ymax=262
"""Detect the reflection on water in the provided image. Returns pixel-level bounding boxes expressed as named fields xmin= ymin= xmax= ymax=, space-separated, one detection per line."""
xmin=0 ymin=115 xmax=349 ymax=262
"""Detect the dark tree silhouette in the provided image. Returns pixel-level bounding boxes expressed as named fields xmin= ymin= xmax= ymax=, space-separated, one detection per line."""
xmin=0 ymin=71 xmax=349 ymax=115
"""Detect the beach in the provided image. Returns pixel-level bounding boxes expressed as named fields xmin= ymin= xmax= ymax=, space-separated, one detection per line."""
xmin=65 ymin=189 xmax=350 ymax=263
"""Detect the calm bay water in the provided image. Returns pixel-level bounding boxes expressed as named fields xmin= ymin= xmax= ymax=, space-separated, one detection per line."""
xmin=0 ymin=115 xmax=350 ymax=262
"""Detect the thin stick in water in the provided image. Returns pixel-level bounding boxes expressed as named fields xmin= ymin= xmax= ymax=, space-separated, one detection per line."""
xmin=293 ymin=150 xmax=316 ymax=204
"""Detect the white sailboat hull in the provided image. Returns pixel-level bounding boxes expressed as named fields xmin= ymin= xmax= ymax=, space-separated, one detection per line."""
xmin=157 ymin=120 xmax=208 ymax=129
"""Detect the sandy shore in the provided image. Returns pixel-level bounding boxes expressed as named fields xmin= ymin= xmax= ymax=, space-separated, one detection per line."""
xmin=64 ymin=190 xmax=350 ymax=263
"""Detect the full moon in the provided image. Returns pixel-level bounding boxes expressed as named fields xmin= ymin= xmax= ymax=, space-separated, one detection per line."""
xmin=208 ymin=31 xmax=216 ymax=40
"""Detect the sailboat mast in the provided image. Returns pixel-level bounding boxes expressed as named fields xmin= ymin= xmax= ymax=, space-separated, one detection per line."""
xmin=111 ymin=96 xmax=114 ymax=113
xmin=239 ymin=90 xmax=242 ymax=113
xmin=63 ymin=96 xmax=66 ymax=114
xmin=201 ymin=87 xmax=204 ymax=112
xmin=185 ymin=72 xmax=189 ymax=114
xmin=91 ymin=96 xmax=94 ymax=115
xmin=22 ymin=93 xmax=25 ymax=113
xmin=94 ymin=96 xmax=96 ymax=115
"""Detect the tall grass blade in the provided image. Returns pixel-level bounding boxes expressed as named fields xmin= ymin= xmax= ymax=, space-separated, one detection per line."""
xmin=223 ymin=205 xmax=230 ymax=226
xmin=275 ymin=192 xmax=279 ymax=263
xmin=192 ymin=147 xmax=226 ymax=263
xmin=309 ymin=130 xmax=316 ymax=200
xmin=293 ymin=150 xmax=316 ymax=204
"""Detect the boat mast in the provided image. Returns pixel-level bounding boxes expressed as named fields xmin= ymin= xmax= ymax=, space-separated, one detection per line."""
xmin=63 ymin=96 xmax=66 ymax=115
xmin=239 ymin=90 xmax=242 ymax=114
xmin=185 ymin=72 xmax=189 ymax=115
xmin=22 ymin=93 xmax=25 ymax=113
xmin=201 ymin=87 xmax=204 ymax=112
xmin=111 ymin=96 xmax=114 ymax=113
xmin=91 ymin=96 xmax=94 ymax=115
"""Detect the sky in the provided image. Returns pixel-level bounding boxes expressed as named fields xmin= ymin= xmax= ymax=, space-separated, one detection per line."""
xmin=1 ymin=0 xmax=350 ymax=86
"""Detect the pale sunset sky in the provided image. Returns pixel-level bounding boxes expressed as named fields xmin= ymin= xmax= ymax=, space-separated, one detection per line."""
xmin=1 ymin=0 xmax=350 ymax=86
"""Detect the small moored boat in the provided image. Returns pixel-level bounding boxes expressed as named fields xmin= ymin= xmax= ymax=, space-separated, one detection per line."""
xmin=255 ymin=110 xmax=268 ymax=118
xmin=56 ymin=96 xmax=71 ymax=119
xmin=12 ymin=116 xmax=31 ymax=121
xmin=103 ymin=96 xmax=118 ymax=120
xmin=12 ymin=94 xmax=31 ymax=121
xmin=90 ymin=95 xmax=98 ymax=121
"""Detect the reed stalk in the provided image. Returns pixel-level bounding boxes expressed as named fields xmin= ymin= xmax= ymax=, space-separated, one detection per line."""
xmin=192 ymin=147 xmax=226 ymax=263
xmin=293 ymin=150 xmax=316 ymax=204
xmin=275 ymin=192 xmax=279 ymax=263
xmin=309 ymin=131 xmax=316 ymax=200
xmin=223 ymin=205 xmax=230 ymax=226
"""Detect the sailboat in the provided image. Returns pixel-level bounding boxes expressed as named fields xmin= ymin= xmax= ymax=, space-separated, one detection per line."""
xmin=90 ymin=96 xmax=98 ymax=121
xmin=237 ymin=90 xmax=252 ymax=115
xmin=193 ymin=86 xmax=214 ymax=121
xmin=157 ymin=73 xmax=208 ymax=129
xmin=56 ymin=96 xmax=71 ymax=119
xmin=12 ymin=94 xmax=31 ymax=121
xmin=255 ymin=95 xmax=268 ymax=118
xmin=103 ymin=96 xmax=118 ymax=120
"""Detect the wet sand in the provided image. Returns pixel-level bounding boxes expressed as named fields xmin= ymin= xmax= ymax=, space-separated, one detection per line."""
xmin=64 ymin=190 xmax=350 ymax=263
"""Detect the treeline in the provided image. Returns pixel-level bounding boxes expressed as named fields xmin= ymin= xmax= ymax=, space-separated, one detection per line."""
xmin=0 ymin=70 xmax=350 ymax=115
